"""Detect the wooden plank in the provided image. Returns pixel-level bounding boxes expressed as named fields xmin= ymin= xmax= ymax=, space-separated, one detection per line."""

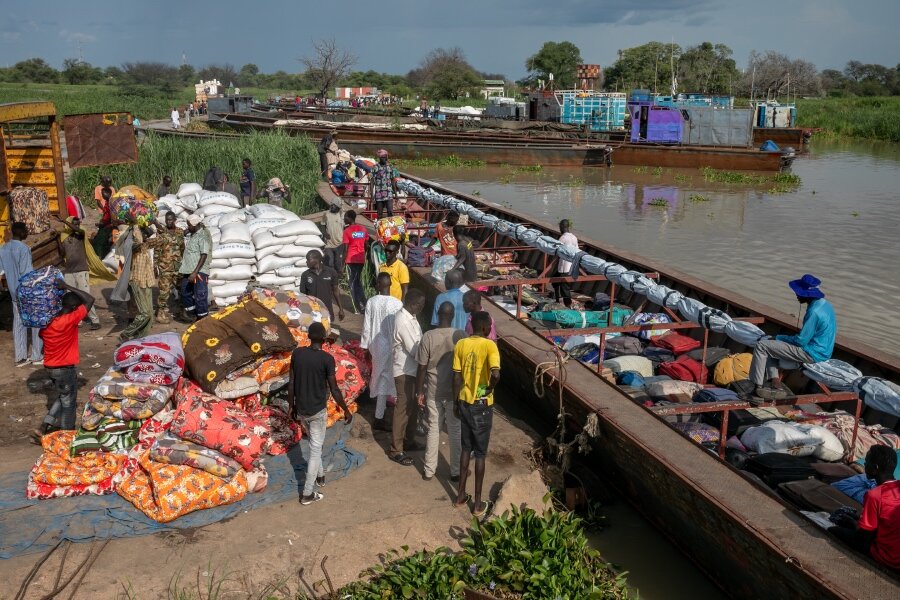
xmin=9 ymin=171 xmax=56 ymax=185
xmin=0 ymin=102 xmax=56 ymax=122
xmin=4 ymin=147 xmax=54 ymax=159
xmin=5 ymin=155 xmax=55 ymax=170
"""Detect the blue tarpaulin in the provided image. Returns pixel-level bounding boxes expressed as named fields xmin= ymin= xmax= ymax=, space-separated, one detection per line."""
xmin=0 ymin=421 xmax=364 ymax=559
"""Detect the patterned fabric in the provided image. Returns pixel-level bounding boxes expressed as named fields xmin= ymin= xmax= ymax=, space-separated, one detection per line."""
xmin=629 ymin=312 xmax=673 ymax=339
xmin=811 ymin=411 xmax=900 ymax=461
xmin=431 ymin=255 xmax=456 ymax=283
xmin=325 ymin=342 xmax=365 ymax=406
xmin=243 ymin=352 xmax=292 ymax=384
xmin=8 ymin=187 xmax=51 ymax=235
xmin=671 ymin=422 xmax=721 ymax=444
xmin=375 ymin=216 xmax=407 ymax=245
xmin=170 ymin=379 xmax=271 ymax=470
xmin=371 ymin=163 xmax=397 ymax=202
xmin=182 ymin=300 xmax=295 ymax=393
xmin=70 ymin=418 xmax=141 ymax=456
xmin=83 ymin=368 xmax=173 ymax=430
xmin=16 ymin=266 xmax=65 ymax=328
xmin=239 ymin=288 xmax=331 ymax=331
xmin=150 ymin=431 xmax=243 ymax=478
xmin=117 ymin=449 xmax=248 ymax=523
xmin=233 ymin=397 xmax=303 ymax=455
xmin=342 ymin=339 xmax=372 ymax=382
xmin=147 ymin=227 xmax=185 ymax=273
xmin=26 ymin=431 xmax=126 ymax=499
xmin=110 ymin=186 xmax=158 ymax=227
xmin=115 ymin=333 xmax=185 ymax=385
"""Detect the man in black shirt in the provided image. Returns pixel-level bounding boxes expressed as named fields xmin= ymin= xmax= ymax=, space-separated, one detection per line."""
xmin=287 ymin=322 xmax=352 ymax=505
xmin=452 ymin=231 xmax=477 ymax=283
xmin=299 ymin=249 xmax=345 ymax=321
xmin=157 ymin=175 xmax=172 ymax=198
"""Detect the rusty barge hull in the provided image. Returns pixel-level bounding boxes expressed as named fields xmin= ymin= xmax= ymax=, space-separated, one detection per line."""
xmin=317 ymin=176 xmax=898 ymax=599
xmin=218 ymin=113 xmax=793 ymax=171
xmin=753 ymin=127 xmax=811 ymax=147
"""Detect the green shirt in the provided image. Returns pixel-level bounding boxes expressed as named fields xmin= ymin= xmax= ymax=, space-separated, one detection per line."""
xmin=178 ymin=227 xmax=213 ymax=275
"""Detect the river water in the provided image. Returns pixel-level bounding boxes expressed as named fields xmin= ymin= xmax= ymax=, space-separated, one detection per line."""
xmin=406 ymin=138 xmax=899 ymax=598
xmin=406 ymin=139 xmax=900 ymax=358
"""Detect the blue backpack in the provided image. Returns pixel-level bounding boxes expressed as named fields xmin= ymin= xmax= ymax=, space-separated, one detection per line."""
xmin=617 ymin=371 xmax=645 ymax=387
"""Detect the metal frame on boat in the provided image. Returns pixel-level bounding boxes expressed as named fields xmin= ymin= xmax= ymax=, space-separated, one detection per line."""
xmin=318 ymin=176 xmax=899 ymax=599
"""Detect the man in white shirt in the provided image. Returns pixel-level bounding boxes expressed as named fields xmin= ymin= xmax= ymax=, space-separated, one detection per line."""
xmin=554 ymin=219 xmax=578 ymax=307
xmin=389 ymin=288 xmax=425 ymax=466
xmin=360 ymin=273 xmax=403 ymax=432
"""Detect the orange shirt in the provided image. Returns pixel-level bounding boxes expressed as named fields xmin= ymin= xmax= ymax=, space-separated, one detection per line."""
xmin=435 ymin=222 xmax=457 ymax=256
xmin=40 ymin=306 xmax=87 ymax=367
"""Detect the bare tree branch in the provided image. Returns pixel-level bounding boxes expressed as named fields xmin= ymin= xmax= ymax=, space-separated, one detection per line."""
xmin=299 ymin=38 xmax=357 ymax=98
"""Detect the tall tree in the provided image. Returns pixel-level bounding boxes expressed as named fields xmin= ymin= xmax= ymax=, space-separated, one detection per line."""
xmin=199 ymin=64 xmax=239 ymax=87
xmin=738 ymin=51 xmax=822 ymax=98
xmin=61 ymin=59 xmax=102 ymax=85
xmin=604 ymin=42 xmax=681 ymax=93
xmin=238 ymin=63 xmax=260 ymax=87
xmin=524 ymin=42 xmax=582 ymax=89
xmin=677 ymin=42 xmax=739 ymax=94
xmin=121 ymin=62 xmax=182 ymax=88
xmin=407 ymin=47 xmax=482 ymax=99
xmin=10 ymin=58 xmax=59 ymax=83
xmin=299 ymin=38 xmax=357 ymax=98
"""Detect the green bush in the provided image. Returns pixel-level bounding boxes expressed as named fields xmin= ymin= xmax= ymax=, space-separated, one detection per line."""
xmin=340 ymin=506 xmax=629 ymax=599
xmin=67 ymin=130 xmax=321 ymax=214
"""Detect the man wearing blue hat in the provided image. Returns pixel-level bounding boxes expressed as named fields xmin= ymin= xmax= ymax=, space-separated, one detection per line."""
xmin=750 ymin=274 xmax=837 ymax=399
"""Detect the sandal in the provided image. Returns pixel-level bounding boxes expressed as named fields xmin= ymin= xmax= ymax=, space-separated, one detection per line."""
xmin=472 ymin=500 xmax=494 ymax=518
xmin=454 ymin=493 xmax=472 ymax=509
xmin=390 ymin=453 xmax=414 ymax=466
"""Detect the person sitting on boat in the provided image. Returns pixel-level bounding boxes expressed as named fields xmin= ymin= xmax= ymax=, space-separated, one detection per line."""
xmin=750 ymin=274 xmax=836 ymax=399
xmin=256 ymin=177 xmax=291 ymax=208
xmin=829 ymin=445 xmax=899 ymax=569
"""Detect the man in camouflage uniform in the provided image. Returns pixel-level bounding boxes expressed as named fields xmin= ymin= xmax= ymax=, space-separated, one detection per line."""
xmin=148 ymin=212 xmax=185 ymax=324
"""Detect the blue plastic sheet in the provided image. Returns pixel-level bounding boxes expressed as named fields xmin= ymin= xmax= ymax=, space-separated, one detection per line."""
xmin=0 ymin=421 xmax=364 ymax=558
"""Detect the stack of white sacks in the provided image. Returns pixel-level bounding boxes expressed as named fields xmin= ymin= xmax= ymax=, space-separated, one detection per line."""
xmin=156 ymin=182 xmax=325 ymax=307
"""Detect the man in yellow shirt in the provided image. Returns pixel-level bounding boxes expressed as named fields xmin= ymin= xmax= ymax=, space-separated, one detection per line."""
xmin=452 ymin=311 xmax=501 ymax=518
xmin=380 ymin=239 xmax=409 ymax=301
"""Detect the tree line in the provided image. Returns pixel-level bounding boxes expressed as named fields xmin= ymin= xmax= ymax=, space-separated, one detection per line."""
xmin=3 ymin=40 xmax=898 ymax=100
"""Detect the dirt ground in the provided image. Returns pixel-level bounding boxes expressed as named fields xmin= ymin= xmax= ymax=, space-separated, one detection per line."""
xmin=0 ymin=285 xmax=546 ymax=599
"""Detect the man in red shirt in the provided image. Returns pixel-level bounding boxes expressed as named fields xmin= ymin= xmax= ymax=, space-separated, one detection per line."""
xmin=342 ymin=210 xmax=369 ymax=313
xmin=32 ymin=279 xmax=95 ymax=441
xmin=434 ymin=211 xmax=459 ymax=257
xmin=830 ymin=445 xmax=899 ymax=569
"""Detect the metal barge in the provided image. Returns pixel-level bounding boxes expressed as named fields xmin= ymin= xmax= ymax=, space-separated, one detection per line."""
xmin=317 ymin=177 xmax=899 ymax=599
xmin=217 ymin=113 xmax=794 ymax=171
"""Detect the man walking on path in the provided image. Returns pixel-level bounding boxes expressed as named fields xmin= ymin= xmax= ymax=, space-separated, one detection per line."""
xmin=0 ymin=222 xmax=43 ymax=366
xmin=287 ymin=322 xmax=353 ymax=505
xmin=750 ymin=274 xmax=836 ymax=399
xmin=33 ymin=279 xmax=94 ymax=441
xmin=323 ymin=203 xmax=345 ymax=270
xmin=177 ymin=215 xmax=212 ymax=322
xmin=58 ymin=217 xmax=102 ymax=330
xmin=147 ymin=212 xmax=184 ymax=324
xmin=417 ymin=301 xmax=465 ymax=481
xmin=299 ymin=249 xmax=345 ymax=322
xmin=342 ymin=210 xmax=369 ymax=312
xmin=389 ymin=289 xmax=425 ymax=466
xmin=360 ymin=273 xmax=403 ymax=432
xmin=170 ymin=107 xmax=180 ymax=129
xmin=554 ymin=219 xmax=578 ymax=307
xmin=453 ymin=311 xmax=501 ymax=517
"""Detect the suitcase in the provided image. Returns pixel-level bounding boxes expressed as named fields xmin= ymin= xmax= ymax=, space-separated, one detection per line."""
xmin=811 ymin=462 xmax=859 ymax=484
xmin=744 ymin=453 xmax=817 ymax=488
xmin=778 ymin=479 xmax=862 ymax=513
xmin=687 ymin=346 xmax=731 ymax=367
xmin=406 ymin=245 xmax=434 ymax=267
xmin=651 ymin=331 xmax=701 ymax=355
xmin=605 ymin=335 xmax=645 ymax=358
xmin=642 ymin=347 xmax=675 ymax=366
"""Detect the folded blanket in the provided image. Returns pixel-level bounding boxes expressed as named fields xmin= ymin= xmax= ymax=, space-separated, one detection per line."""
xmin=240 ymin=288 xmax=331 ymax=331
xmin=70 ymin=418 xmax=141 ymax=456
xmin=170 ymin=379 xmax=271 ymax=470
xmin=83 ymin=368 xmax=173 ymax=430
xmin=115 ymin=332 xmax=185 ymax=384
xmin=326 ymin=342 xmax=365 ymax=406
xmin=27 ymin=431 xmax=126 ymax=499
xmin=182 ymin=300 xmax=295 ymax=393
xmin=150 ymin=431 xmax=243 ymax=478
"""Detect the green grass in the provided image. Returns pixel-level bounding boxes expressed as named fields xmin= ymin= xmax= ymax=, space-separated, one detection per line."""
xmin=648 ymin=198 xmax=669 ymax=207
xmin=393 ymin=155 xmax=486 ymax=168
xmin=0 ymin=82 xmax=194 ymax=120
xmin=796 ymin=96 xmax=900 ymax=143
xmin=688 ymin=194 xmax=709 ymax=202
xmin=700 ymin=167 xmax=801 ymax=193
xmin=67 ymin=130 xmax=321 ymax=214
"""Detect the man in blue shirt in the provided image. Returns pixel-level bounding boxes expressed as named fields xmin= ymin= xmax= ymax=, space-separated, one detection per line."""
xmin=750 ymin=274 xmax=837 ymax=399
xmin=0 ymin=222 xmax=44 ymax=367
xmin=431 ymin=269 xmax=467 ymax=331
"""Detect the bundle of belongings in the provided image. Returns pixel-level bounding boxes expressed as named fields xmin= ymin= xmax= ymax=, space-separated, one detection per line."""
xmin=25 ymin=296 xmax=365 ymax=523
xmin=155 ymin=184 xmax=326 ymax=307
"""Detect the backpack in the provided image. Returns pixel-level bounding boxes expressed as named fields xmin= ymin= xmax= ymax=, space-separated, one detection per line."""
xmin=658 ymin=355 xmax=708 ymax=384
xmin=617 ymin=371 xmax=645 ymax=387
xmin=406 ymin=245 xmax=434 ymax=267
xmin=713 ymin=353 xmax=753 ymax=386
xmin=605 ymin=336 xmax=645 ymax=358
xmin=651 ymin=331 xmax=701 ymax=355
xmin=686 ymin=346 xmax=731 ymax=367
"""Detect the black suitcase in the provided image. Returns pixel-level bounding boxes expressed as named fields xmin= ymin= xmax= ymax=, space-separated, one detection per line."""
xmin=778 ymin=479 xmax=862 ymax=513
xmin=703 ymin=409 xmax=763 ymax=437
xmin=729 ymin=379 xmax=757 ymax=400
xmin=687 ymin=346 xmax=731 ymax=367
xmin=744 ymin=453 xmax=817 ymax=488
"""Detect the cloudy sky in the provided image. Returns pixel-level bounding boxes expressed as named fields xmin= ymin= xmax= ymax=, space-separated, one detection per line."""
xmin=2 ymin=0 xmax=897 ymax=78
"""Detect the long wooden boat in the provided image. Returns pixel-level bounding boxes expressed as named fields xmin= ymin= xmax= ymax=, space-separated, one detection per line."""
xmin=318 ymin=177 xmax=899 ymax=599
xmin=219 ymin=113 xmax=794 ymax=171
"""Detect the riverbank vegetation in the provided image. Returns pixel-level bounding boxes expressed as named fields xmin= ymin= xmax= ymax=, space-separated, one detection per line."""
xmin=796 ymin=97 xmax=900 ymax=143
xmin=67 ymin=131 xmax=320 ymax=213
xmin=701 ymin=168 xmax=802 ymax=193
